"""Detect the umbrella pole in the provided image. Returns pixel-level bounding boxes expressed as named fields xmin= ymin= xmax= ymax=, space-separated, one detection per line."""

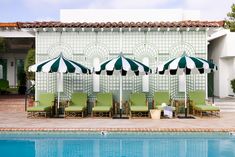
xmin=119 ymin=75 xmax=122 ymax=118
xmin=58 ymin=92 xmax=60 ymax=109
xmin=184 ymin=73 xmax=187 ymax=117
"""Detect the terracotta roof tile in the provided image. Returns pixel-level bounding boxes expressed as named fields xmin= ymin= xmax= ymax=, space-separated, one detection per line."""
xmin=0 ymin=21 xmax=224 ymax=29
xmin=0 ymin=22 xmax=18 ymax=28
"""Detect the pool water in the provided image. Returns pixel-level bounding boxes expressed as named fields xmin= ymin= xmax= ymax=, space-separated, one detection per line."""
xmin=0 ymin=132 xmax=234 ymax=157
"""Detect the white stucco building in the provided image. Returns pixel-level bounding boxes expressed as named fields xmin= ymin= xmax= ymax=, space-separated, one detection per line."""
xmin=209 ymin=30 xmax=235 ymax=98
xmin=0 ymin=9 xmax=229 ymax=101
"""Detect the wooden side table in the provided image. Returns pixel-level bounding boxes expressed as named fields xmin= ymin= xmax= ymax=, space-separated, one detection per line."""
xmin=173 ymin=99 xmax=190 ymax=115
xmin=55 ymin=99 xmax=68 ymax=118
xmin=114 ymin=101 xmax=129 ymax=115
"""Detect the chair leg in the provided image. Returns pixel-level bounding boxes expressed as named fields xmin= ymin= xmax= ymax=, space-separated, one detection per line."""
xmin=82 ymin=111 xmax=84 ymax=118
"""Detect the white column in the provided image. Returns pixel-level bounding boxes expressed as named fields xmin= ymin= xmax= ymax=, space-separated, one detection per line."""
xmin=120 ymin=75 xmax=122 ymax=109
xmin=93 ymin=58 xmax=100 ymax=92
xmin=142 ymin=57 xmax=149 ymax=92
xmin=184 ymin=73 xmax=187 ymax=109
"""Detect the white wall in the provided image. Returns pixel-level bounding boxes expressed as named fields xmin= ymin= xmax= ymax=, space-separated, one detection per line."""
xmin=60 ymin=9 xmax=200 ymax=22
xmin=221 ymin=33 xmax=235 ymax=57
xmin=0 ymin=30 xmax=35 ymax=38
xmin=209 ymin=31 xmax=235 ymax=97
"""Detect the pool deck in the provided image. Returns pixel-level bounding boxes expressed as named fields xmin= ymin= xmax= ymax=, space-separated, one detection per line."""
xmin=1 ymin=95 xmax=235 ymax=132
xmin=0 ymin=111 xmax=235 ymax=132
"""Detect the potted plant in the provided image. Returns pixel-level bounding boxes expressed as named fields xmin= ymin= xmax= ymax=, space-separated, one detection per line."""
xmin=231 ymin=79 xmax=235 ymax=94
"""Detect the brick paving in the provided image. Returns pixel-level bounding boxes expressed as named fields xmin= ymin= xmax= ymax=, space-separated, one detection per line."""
xmin=0 ymin=96 xmax=235 ymax=132
xmin=0 ymin=112 xmax=234 ymax=132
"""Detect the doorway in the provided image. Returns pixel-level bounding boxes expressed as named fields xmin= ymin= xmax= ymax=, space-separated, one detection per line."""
xmin=0 ymin=59 xmax=7 ymax=80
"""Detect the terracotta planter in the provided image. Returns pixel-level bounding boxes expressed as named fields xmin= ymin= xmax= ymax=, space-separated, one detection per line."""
xmin=28 ymin=98 xmax=34 ymax=107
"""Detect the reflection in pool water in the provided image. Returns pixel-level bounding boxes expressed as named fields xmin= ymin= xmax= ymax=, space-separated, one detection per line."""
xmin=0 ymin=132 xmax=234 ymax=157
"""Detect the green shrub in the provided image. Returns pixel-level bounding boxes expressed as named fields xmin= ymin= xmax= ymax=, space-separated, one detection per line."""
xmin=231 ymin=79 xmax=235 ymax=93
xmin=24 ymin=48 xmax=35 ymax=80
xmin=0 ymin=79 xmax=9 ymax=91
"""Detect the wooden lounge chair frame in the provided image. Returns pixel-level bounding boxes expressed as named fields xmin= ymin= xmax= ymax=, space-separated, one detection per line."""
xmin=129 ymin=93 xmax=149 ymax=118
xmin=64 ymin=92 xmax=88 ymax=118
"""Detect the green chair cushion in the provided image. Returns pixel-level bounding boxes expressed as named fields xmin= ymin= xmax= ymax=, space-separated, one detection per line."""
xmin=96 ymin=93 xmax=113 ymax=106
xmin=194 ymin=105 xmax=219 ymax=111
xmin=154 ymin=91 xmax=170 ymax=107
xmin=130 ymin=93 xmax=146 ymax=106
xmin=65 ymin=106 xmax=85 ymax=112
xmin=37 ymin=93 xmax=55 ymax=106
xmin=27 ymin=106 xmax=51 ymax=112
xmin=189 ymin=90 xmax=206 ymax=106
xmin=130 ymin=106 xmax=148 ymax=112
xmin=92 ymin=106 xmax=112 ymax=112
xmin=70 ymin=92 xmax=87 ymax=107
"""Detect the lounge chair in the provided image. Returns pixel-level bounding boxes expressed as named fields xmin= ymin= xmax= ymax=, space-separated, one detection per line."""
xmin=129 ymin=93 xmax=149 ymax=118
xmin=27 ymin=93 xmax=55 ymax=118
xmin=92 ymin=93 xmax=113 ymax=117
xmin=64 ymin=92 xmax=87 ymax=118
xmin=152 ymin=91 xmax=176 ymax=117
xmin=189 ymin=90 xmax=220 ymax=117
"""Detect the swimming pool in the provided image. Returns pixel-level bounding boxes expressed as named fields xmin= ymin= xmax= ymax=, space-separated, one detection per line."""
xmin=0 ymin=131 xmax=234 ymax=157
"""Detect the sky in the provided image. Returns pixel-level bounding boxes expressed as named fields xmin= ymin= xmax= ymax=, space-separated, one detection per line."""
xmin=0 ymin=0 xmax=234 ymax=22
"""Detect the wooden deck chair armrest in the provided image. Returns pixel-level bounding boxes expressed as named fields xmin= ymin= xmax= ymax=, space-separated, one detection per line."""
xmin=174 ymin=100 xmax=180 ymax=107
xmin=93 ymin=100 xmax=97 ymax=107
xmin=65 ymin=100 xmax=70 ymax=107
xmin=114 ymin=101 xmax=118 ymax=109
xmin=34 ymin=101 xmax=39 ymax=106
xmin=189 ymin=100 xmax=196 ymax=108
xmin=146 ymin=100 xmax=148 ymax=107
xmin=205 ymin=99 xmax=212 ymax=105
xmin=169 ymin=99 xmax=173 ymax=106
xmin=152 ymin=100 xmax=155 ymax=109
xmin=68 ymin=100 xmax=72 ymax=106
xmin=47 ymin=101 xmax=54 ymax=107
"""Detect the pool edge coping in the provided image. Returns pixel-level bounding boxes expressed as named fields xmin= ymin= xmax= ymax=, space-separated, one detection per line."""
xmin=0 ymin=128 xmax=235 ymax=132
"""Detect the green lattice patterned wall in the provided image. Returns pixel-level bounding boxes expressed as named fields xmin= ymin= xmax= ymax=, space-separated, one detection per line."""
xmin=35 ymin=30 xmax=207 ymax=102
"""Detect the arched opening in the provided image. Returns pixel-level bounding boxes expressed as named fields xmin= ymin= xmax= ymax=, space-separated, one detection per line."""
xmin=93 ymin=57 xmax=100 ymax=92
xmin=142 ymin=57 xmax=149 ymax=92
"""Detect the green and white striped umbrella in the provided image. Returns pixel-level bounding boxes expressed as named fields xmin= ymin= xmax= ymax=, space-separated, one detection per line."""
xmin=94 ymin=53 xmax=152 ymax=118
xmin=29 ymin=53 xmax=91 ymax=74
xmin=156 ymin=53 xmax=217 ymax=75
xmin=156 ymin=53 xmax=218 ymax=118
xmin=94 ymin=54 xmax=152 ymax=76
xmin=28 ymin=53 xmax=91 ymax=113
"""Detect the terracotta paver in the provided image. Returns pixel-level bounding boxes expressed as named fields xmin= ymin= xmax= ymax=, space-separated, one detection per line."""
xmin=0 ymin=111 xmax=235 ymax=132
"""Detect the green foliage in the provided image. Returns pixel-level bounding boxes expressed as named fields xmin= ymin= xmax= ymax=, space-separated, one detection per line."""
xmin=231 ymin=79 xmax=235 ymax=93
xmin=24 ymin=48 xmax=35 ymax=80
xmin=226 ymin=4 xmax=235 ymax=32
xmin=0 ymin=38 xmax=6 ymax=52
xmin=0 ymin=79 xmax=9 ymax=91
